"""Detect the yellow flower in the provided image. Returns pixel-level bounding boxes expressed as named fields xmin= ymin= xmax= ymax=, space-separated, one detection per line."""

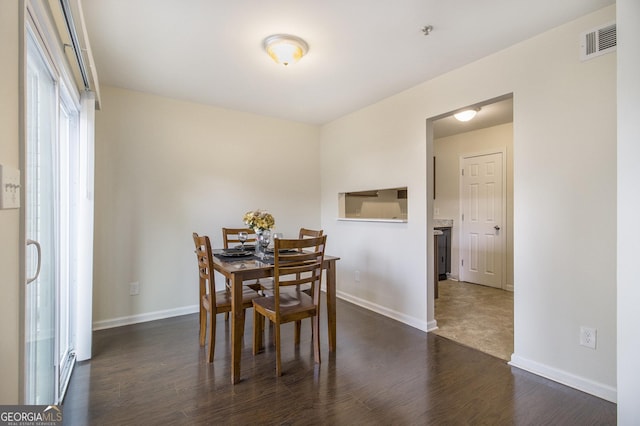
xmin=243 ymin=210 xmax=275 ymax=231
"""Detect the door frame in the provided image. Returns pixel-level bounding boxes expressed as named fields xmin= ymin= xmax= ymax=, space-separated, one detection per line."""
xmin=458 ymin=148 xmax=508 ymax=289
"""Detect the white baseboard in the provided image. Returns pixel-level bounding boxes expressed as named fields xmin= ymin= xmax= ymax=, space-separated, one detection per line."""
xmin=93 ymin=292 xmax=433 ymax=335
xmin=336 ymin=290 xmax=429 ymax=332
xmin=509 ymin=354 xmax=617 ymax=403
xmin=93 ymin=304 xmax=199 ymax=331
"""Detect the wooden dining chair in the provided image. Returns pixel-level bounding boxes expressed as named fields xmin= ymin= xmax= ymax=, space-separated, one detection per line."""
xmin=220 ymin=228 xmax=262 ymax=321
xmin=222 ymin=227 xmax=263 ymax=294
xmin=294 ymin=228 xmax=324 ymax=340
xmin=260 ymin=228 xmax=323 ymax=295
xmin=193 ymin=232 xmax=260 ymax=362
xmin=246 ymin=228 xmax=323 ymax=298
xmin=299 ymin=227 xmax=323 ymax=240
xmin=252 ymin=235 xmax=327 ymax=376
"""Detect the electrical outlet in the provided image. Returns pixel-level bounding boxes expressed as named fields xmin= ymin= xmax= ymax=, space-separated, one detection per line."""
xmin=129 ymin=281 xmax=140 ymax=296
xmin=354 ymin=270 xmax=360 ymax=282
xmin=580 ymin=326 xmax=597 ymax=349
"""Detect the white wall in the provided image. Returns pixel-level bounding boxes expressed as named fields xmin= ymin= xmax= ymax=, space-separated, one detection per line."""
xmin=320 ymin=6 xmax=616 ymax=401
xmin=320 ymin=102 xmax=431 ymax=330
xmin=434 ymin=123 xmax=514 ymax=287
xmin=617 ymin=0 xmax=640 ymax=422
xmin=92 ymin=86 xmax=321 ymax=327
xmin=0 ymin=0 xmax=20 ymax=404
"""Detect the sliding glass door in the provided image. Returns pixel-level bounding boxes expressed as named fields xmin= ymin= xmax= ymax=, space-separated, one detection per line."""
xmin=57 ymin=95 xmax=80 ymax=399
xmin=24 ymin=24 xmax=79 ymax=405
xmin=25 ymin=27 xmax=58 ymax=405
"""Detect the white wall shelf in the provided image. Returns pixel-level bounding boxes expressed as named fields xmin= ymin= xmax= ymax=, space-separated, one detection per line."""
xmin=336 ymin=218 xmax=407 ymax=223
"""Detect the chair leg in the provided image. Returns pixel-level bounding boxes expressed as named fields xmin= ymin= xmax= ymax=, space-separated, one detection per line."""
xmin=252 ymin=310 xmax=257 ymax=355
xmin=275 ymin=322 xmax=282 ymax=377
xmin=295 ymin=316 xmax=314 ymax=344
xmin=199 ymin=305 xmax=206 ymax=346
xmin=259 ymin=314 xmax=266 ymax=350
xmin=266 ymin=317 xmax=274 ymax=347
xmin=294 ymin=320 xmax=301 ymax=345
xmin=253 ymin=310 xmax=264 ymax=355
xmin=312 ymin=314 xmax=321 ymax=365
xmin=208 ymin=310 xmax=216 ymax=363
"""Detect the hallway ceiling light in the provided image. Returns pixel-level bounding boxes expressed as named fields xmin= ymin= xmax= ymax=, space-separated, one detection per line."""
xmin=263 ymin=34 xmax=309 ymax=66
xmin=454 ymin=108 xmax=480 ymax=122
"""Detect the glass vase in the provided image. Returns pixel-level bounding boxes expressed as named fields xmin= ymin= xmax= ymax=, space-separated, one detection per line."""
xmin=254 ymin=230 xmax=263 ymax=256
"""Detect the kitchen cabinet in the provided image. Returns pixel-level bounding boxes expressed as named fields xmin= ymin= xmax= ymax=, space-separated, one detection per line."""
xmin=435 ymin=227 xmax=451 ymax=280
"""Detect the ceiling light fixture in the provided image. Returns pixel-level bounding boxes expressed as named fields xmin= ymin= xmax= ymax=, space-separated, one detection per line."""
xmin=263 ymin=34 xmax=309 ymax=66
xmin=454 ymin=108 xmax=480 ymax=122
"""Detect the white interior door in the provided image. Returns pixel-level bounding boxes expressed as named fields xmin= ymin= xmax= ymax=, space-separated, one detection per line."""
xmin=460 ymin=152 xmax=505 ymax=288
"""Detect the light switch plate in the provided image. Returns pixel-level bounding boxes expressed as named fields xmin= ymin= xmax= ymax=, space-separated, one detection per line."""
xmin=0 ymin=164 xmax=21 ymax=209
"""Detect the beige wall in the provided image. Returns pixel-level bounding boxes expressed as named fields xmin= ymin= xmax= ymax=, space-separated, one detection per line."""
xmin=434 ymin=123 xmax=514 ymax=288
xmin=0 ymin=0 xmax=20 ymax=404
xmin=321 ymin=6 xmax=616 ymax=401
xmin=92 ymin=86 xmax=321 ymax=326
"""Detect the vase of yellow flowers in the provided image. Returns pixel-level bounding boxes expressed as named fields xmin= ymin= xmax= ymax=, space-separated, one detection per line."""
xmin=243 ymin=210 xmax=275 ymax=256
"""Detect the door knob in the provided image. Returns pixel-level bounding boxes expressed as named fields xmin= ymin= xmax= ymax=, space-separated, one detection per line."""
xmin=494 ymin=225 xmax=501 ymax=231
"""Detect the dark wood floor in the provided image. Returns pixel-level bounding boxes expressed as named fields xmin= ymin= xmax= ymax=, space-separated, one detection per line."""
xmin=62 ymin=299 xmax=616 ymax=425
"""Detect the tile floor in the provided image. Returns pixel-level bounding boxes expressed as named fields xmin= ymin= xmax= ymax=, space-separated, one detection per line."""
xmin=434 ymin=279 xmax=514 ymax=361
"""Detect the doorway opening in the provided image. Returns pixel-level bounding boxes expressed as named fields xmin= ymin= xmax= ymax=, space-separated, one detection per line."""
xmin=429 ymin=94 xmax=514 ymax=360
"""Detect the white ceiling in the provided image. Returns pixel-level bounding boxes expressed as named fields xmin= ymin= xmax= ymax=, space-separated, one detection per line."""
xmin=81 ymin=0 xmax=614 ymax=126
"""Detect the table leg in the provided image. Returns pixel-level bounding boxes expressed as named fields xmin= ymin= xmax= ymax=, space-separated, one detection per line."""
xmin=326 ymin=260 xmax=337 ymax=352
xmin=231 ymin=274 xmax=243 ymax=384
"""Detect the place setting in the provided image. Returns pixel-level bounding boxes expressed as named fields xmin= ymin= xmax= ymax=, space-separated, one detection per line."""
xmin=215 ymin=230 xmax=280 ymax=262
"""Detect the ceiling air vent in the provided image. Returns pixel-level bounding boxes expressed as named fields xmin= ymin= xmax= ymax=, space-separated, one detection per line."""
xmin=580 ymin=22 xmax=616 ymax=61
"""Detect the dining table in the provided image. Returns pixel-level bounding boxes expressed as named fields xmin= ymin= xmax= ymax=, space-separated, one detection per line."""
xmin=211 ymin=249 xmax=340 ymax=384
